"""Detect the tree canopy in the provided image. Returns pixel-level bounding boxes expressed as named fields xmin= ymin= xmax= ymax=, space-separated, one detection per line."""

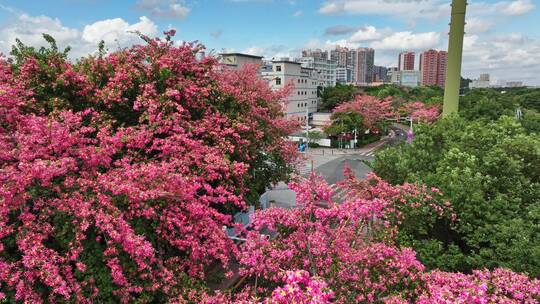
xmin=320 ymin=83 xmax=357 ymax=111
xmin=372 ymin=116 xmax=540 ymax=276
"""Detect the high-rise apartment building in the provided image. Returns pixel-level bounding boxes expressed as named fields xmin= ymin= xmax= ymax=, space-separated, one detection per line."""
xmin=398 ymin=51 xmax=415 ymax=71
xmin=330 ymin=46 xmax=348 ymax=67
xmin=355 ymin=47 xmax=375 ymax=85
xmin=419 ymin=49 xmax=447 ymax=87
xmin=330 ymin=46 xmax=356 ymax=83
xmin=373 ymin=65 xmax=389 ymax=82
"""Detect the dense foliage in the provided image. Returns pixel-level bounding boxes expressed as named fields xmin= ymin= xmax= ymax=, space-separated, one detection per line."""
xmin=460 ymin=87 xmax=540 ymax=133
xmin=372 ymin=115 xmax=540 ymax=276
xmin=229 ymin=173 xmax=540 ymax=303
xmin=2 ymin=33 xmax=539 ymax=303
xmin=319 ymin=83 xmax=357 ymax=111
xmin=0 ymin=33 xmax=298 ymax=303
xmin=364 ymin=84 xmax=444 ymax=106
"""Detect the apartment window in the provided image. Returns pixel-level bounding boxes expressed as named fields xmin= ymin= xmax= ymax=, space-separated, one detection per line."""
xmin=275 ymin=77 xmax=281 ymax=85
xmin=276 ymin=65 xmax=282 ymax=72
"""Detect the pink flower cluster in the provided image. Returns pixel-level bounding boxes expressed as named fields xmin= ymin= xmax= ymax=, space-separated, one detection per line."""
xmin=266 ymin=270 xmax=334 ymax=304
xmin=332 ymin=95 xmax=395 ymax=131
xmin=401 ymin=101 xmax=441 ymax=124
xmin=237 ymin=174 xmax=430 ymax=303
xmin=0 ymin=32 xmax=297 ymax=302
xmin=236 ymin=172 xmax=539 ymax=303
xmin=418 ymin=268 xmax=540 ymax=303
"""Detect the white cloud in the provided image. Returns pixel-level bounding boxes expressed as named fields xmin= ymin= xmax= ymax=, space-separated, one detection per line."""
xmin=319 ymin=0 xmax=535 ymax=21
xmin=0 ymin=14 xmax=81 ymax=55
xmin=369 ymin=31 xmax=440 ymax=50
xmin=496 ymin=0 xmax=535 ymax=16
xmin=461 ymin=33 xmax=540 ymax=84
xmin=241 ymin=44 xmax=296 ymax=59
xmin=135 ymin=0 xmax=190 ymax=19
xmin=82 ymin=16 xmax=158 ymax=45
xmin=242 ymin=46 xmax=266 ymax=56
xmin=465 ymin=17 xmax=494 ymax=34
xmin=319 ymin=0 xmax=448 ymax=20
xmin=0 ymin=13 xmax=159 ymax=58
xmin=349 ymin=26 xmax=385 ymax=42
xmin=293 ymin=10 xmax=303 ymax=17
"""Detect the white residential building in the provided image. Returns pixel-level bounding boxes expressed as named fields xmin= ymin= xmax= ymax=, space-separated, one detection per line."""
xmin=262 ymin=59 xmax=320 ymax=122
xmin=297 ymin=56 xmax=337 ymax=87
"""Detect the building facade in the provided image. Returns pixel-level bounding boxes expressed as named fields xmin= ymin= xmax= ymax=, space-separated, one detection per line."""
xmin=297 ymin=56 xmax=337 ymax=87
xmin=399 ymin=70 xmax=421 ymax=87
xmin=373 ymin=65 xmax=389 ymax=82
xmin=331 ymin=46 xmax=356 ymax=83
xmin=387 ymin=67 xmax=400 ymax=85
xmin=355 ymin=47 xmax=375 ymax=85
xmin=469 ymin=74 xmax=490 ymax=89
xmin=262 ymin=60 xmax=320 ymax=122
xmin=219 ymin=53 xmax=263 ymax=70
xmin=419 ymin=49 xmax=447 ymax=87
xmin=398 ymin=51 xmax=415 ymax=71
xmin=336 ymin=67 xmax=353 ymax=84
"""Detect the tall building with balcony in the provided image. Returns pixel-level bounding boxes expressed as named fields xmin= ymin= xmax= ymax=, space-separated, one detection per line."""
xmin=398 ymin=51 xmax=415 ymax=71
xmin=261 ymin=59 xmax=321 ymax=122
xmin=419 ymin=49 xmax=447 ymax=87
xmin=355 ymin=47 xmax=375 ymax=85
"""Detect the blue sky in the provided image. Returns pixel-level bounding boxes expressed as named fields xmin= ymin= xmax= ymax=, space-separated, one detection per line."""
xmin=1 ymin=0 xmax=539 ymax=84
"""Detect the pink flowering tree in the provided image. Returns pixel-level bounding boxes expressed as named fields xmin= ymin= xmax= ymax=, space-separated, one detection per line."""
xmin=400 ymin=101 xmax=441 ymax=124
xmin=235 ymin=172 xmax=540 ymax=303
xmin=418 ymin=268 xmax=540 ymax=303
xmin=0 ymin=33 xmax=297 ymax=302
xmin=236 ymin=173 xmax=453 ymax=303
xmin=325 ymin=95 xmax=394 ymax=143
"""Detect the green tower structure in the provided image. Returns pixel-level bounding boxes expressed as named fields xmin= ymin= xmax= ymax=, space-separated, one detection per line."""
xmin=442 ymin=0 xmax=467 ymax=116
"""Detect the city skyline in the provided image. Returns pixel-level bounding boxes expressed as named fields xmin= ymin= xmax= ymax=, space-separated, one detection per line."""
xmin=0 ymin=0 xmax=538 ymax=84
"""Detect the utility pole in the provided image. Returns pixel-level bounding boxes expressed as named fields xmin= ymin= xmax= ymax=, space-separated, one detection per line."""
xmin=354 ymin=128 xmax=357 ymax=149
xmin=443 ymin=0 xmax=467 ymax=116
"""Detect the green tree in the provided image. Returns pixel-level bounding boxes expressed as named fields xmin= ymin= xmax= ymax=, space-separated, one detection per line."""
xmin=372 ymin=116 xmax=540 ymax=275
xmin=320 ymin=83 xmax=357 ymax=110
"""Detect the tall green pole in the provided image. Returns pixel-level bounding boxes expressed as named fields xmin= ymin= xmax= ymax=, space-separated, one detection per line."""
xmin=442 ymin=0 xmax=467 ymax=116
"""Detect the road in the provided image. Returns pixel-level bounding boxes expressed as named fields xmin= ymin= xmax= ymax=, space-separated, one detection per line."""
xmin=264 ymin=126 xmax=410 ymax=208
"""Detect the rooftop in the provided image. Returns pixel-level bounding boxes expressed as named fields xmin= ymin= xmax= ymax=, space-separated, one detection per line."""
xmin=219 ymin=53 xmax=264 ymax=59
